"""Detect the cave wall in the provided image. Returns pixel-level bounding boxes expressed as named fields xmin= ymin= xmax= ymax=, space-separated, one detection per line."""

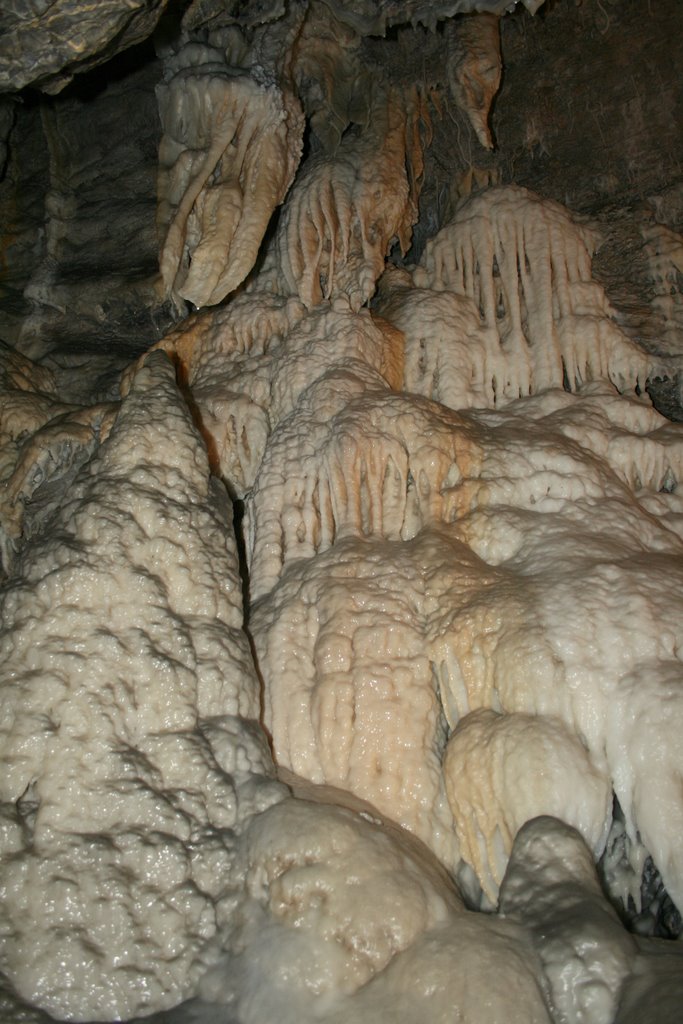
xmin=0 ymin=46 xmax=171 ymax=401
xmin=495 ymin=0 xmax=682 ymax=215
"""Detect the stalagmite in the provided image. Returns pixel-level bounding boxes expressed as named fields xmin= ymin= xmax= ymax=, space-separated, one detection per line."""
xmin=499 ymin=818 xmax=639 ymax=1024
xmin=0 ymin=353 xmax=283 ymax=1019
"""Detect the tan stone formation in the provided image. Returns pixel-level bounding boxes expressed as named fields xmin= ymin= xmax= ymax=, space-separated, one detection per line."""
xmin=130 ymin=181 xmax=683 ymax=940
xmin=274 ymin=84 xmax=428 ymax=310
xmin=157 ymin=43 xmax=304 ymax=309
xmin=1 ymin=1 xmax=683 ymax=1021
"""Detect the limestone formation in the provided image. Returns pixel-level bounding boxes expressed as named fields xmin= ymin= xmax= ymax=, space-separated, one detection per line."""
xmin=157 ymin=44 xmax=304 ymax=309
xmin=0 ymin=1 xmax=682 ymax=1022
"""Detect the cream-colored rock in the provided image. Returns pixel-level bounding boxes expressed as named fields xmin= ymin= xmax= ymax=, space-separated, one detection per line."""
xmin=157 ymin=43 xmax=304 ymax=308
xmin=4 ymin=8 xmax=683 ymax=1010
xmin=443 ymin=710 xmax=612 ymax=903
xmin=123 ymin=300 xmax=402 ymax=499
xmin=199 ymin=796 xmax=551 ymax=1024
xmin=443 ymin=399 xmax=683 ymax=908
xmin=413 ymin=186 xmax=666 ymax=401
xmin=191 ymin=300 xmax=402 ymax=495
xmin=190 ymin=299 xmax=401 ymax=441
xmin=2 ymin=0 xmax=683 ymax=1012
xmin=120 ymin=292 xmax=307 ymax=395
xmin=491 ymin=382 xmax=683 ymax=494
xmin=0 ymin=352 xmax=283 ymax=1020
xmin=331 ymin=917 xmax=550 ymax=1024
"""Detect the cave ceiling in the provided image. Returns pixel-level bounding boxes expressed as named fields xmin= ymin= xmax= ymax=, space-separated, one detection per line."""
xmin=0 ymin=0 xmax=544 ymax=95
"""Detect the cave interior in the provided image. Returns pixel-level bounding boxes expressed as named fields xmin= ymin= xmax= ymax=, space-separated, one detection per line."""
xmin=0 ymin=0 xmax=683 ymax=1022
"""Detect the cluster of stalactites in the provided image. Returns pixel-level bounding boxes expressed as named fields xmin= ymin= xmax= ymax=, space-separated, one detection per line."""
xmin=155 ymin=4 xmax=514 ymax=317
xmin=273 ymin=83 xmax=429 ymax=311
xmin=409 ymin=185 xmax=664 ymax=405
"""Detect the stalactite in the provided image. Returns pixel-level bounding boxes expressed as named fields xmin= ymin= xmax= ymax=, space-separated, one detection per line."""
xmin=411 ymin=186 xmax=667 ymax=403
xmin=274 ymin=86 xmax=427 ymax=310
xmin=445 ymin=13 xmax=502 ymax=150
xmin=157 ymin=43 xmax=304 ymax=309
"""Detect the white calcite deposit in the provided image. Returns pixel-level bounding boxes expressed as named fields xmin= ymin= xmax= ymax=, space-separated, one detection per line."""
xmin=409 ymin=186 xmax=667 ymax=402
xmin=0 ymin=353 xmax=283 ymax=1020
xmin=157 ymin=42 xmax=304 ymax=309
xmin=249 ymin=382 xmax=683 ymax=909
xmin=3 ymin=171 xmax=683 ymax=1022
xmin=1 ymin=7 xmax=683 ymax=1020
